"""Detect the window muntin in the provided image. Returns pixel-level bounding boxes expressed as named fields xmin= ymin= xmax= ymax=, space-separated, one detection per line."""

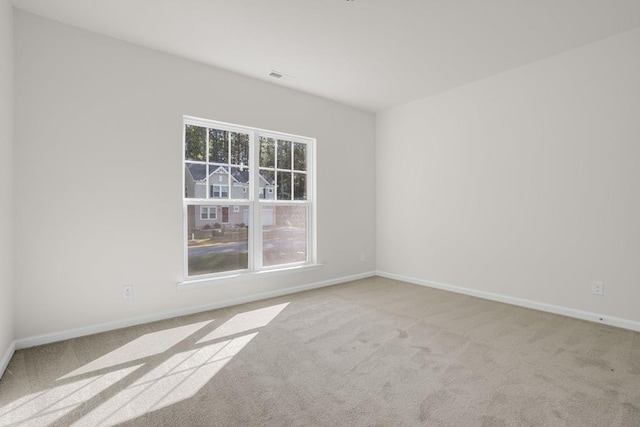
xmin=185 ymin=127 xmax=250 ymax=201
xmin=259 ymin=137 xmax=307 ymax=201
xmin=184 ymin=118 xmax=314 ymax=279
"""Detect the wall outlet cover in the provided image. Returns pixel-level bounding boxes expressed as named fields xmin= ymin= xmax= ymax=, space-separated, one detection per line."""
xmin=591 ymin=281 xmax=604 ymax=296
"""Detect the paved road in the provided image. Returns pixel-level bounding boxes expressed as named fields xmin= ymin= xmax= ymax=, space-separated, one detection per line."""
xmin=189 ymin=239 xmax=306 ymax=257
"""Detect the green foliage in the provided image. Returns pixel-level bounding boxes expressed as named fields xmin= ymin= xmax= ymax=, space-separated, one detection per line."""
xmin=294 ymin=142 xmax=307 ymax=171
xmin=209 ymin=128 xmax=228 ymax=163
xmin=231 ymin=133 xmax=250 ymax=166
xmin=260 ymin=137 xmax=275 ymax=168
xmin=277 ymin=139 xmax=292 ymax=169
xmin=294 ymin=173 xmax=306 ymax=200
xmin=186 ymin=125 xmax=251 ymax=171
xmin=185 ymin=125 xmax=206 ymax=161
xmin=277 ymin=171 xmax=292 ymax=200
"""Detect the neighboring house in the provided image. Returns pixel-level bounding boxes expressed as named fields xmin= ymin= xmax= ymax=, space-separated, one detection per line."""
xmin=185 ymin=163 xmax=276 ymax=229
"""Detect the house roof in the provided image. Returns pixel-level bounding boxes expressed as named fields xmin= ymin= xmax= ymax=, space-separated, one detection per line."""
xmin=186 ymin=163 xmax=207 ymax=181
xmin=261 ymin=173 xmax=275 ymax=185
xmin=231 ymin=168 xmax=249 ymax=184
xmin=186 ymin=163 xmax=274 ymax=185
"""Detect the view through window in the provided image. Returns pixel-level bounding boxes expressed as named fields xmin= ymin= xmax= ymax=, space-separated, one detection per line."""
xmin=183 ymin=117 xmax=314 ymax=278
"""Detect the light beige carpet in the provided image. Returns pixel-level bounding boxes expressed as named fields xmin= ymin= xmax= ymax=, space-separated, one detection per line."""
xmin=1 ymin=277 xmax=639 ymax=426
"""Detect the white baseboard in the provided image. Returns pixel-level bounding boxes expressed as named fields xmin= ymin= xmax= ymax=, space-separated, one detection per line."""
xmin=376 ymin=271 xmax=640 ymax=333
xmin=0 ymin=340 xmax=16 ymax=380
xmin=15 ymin=271 xmax=376 ymax=350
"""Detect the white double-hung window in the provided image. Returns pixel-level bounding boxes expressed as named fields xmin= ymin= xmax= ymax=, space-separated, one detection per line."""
xmin=183 ymin=116 xmax=315 ymax=279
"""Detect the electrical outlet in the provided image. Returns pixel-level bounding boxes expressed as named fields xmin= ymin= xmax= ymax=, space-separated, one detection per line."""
xmin=591 ymin=281 xmax=604 ymax=296
xmin=123 ymin=285 xmax=133 ymax=298
xmin=359 ymin=253 xmax=366 ymax=263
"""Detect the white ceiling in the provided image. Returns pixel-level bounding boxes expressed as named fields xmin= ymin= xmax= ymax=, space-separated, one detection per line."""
xmin=12 ymin=0 xmax=640 ymax=112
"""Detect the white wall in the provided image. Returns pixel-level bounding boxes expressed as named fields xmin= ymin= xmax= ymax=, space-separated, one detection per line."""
xmin=14 ymin=11 xmax=376 ymax=340
xmin=377 ymin=28 xmax=640 ymax=324
xmin=0 ymin=0 xmax=14 ymax=363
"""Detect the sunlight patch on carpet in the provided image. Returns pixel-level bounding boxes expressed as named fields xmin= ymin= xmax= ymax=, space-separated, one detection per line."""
xmin=197 ymin=303 xmax=289 ymax=343
xmin=60 ymin=321 xmax=213 ymax=380
xmin=72 ymin=333 xmax=257 ymax=427
xmin=0 ymin=365 xmax=141 ymax=427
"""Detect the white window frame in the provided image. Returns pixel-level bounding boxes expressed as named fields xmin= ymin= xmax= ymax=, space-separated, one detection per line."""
xmin=182 ymin=116 xmax=317 ymax=282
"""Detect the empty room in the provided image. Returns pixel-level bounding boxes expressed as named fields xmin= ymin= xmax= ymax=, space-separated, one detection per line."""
xmin=1 ymin=0 xmax=640 ymax=425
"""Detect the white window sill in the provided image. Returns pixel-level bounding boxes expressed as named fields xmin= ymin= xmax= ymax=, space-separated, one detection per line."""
xmin=177 ymin=263 xmax=323 ymax=290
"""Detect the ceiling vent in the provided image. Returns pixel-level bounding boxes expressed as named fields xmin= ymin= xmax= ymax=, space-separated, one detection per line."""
xmin=268 ymin=70 xmax=295 ymax=81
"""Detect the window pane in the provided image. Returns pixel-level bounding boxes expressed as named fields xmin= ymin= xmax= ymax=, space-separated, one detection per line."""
xmin=294 ymin=142 xmax=306 ymax=171
xmin=185 ymin=125 xmax=206 ymax=161
xmin=231 ymin=167 xmax=249 ymax=200
xmin=277 ymin=171 xmax=291 ymax=200
xmin=187 ymin=204 xmax=249 ymax=275
xmin=277 ymin=140 xmax=291 ymax=169
xmin=209 ymin=128 xmax=229 ymax=163
xmin=293 ymin=173 xmax=306 ymax=200
xmin=260 ymin=137 xmax=275 ymax=168
xmin=185 ymin=163 xmax=207 ymax=199
xmin=231 ymin=132 xmax=250 ymax=167
xmin=262 ymin=205 xmax=307 ymax=267
xmin=260 ymin=169 xmax=275 ymax=200
xmin=185 ymin=121 xmax=314 ymax=279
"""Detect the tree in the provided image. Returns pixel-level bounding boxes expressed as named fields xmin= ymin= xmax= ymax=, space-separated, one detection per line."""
xmin=185 ymin=125 xmax=206 ymax=161
xmin=208 ymin=128 xmax=228 ymax=163
xmin=260 ymin=136 xmax=275 ymax=168
xmin=231 ymin=132 xmax=249 ymax=167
